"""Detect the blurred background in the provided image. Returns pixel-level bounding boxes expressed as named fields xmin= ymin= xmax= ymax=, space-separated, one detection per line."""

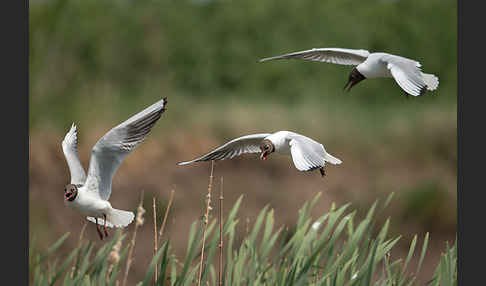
xmin=29 ymin=0 xmax=456 ymax=284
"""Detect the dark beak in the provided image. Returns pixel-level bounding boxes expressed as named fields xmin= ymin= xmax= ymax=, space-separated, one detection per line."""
xmin=343 ymin=78 xmax=355 ymax=92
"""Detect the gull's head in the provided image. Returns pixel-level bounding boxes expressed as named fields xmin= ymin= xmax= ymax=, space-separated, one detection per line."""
xmin=259 ymin=139 xmax=275 ymax=162
xmin=64 ymin=184 xmax=78 ymax=202
xmin=344 ymin=67 xmax=366 ymax=92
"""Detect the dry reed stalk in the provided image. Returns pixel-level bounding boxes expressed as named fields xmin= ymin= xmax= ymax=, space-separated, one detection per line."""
xmin=197 ymin=161 xmax=215 ymax=286
xmin=158 ymin=189 xmax=175 ymax=244
xmin=71 ymin=222 xmax=88 ymax=278
xmin=122 ymin=191 xmax=145 ymax=286
xmin=382 ymin=252 xmax=391 ymax=283
xmin=153 ymin=197 xmax=158 ymax=283
xmin=107 ymin=232 xmax=123 ymax=282
xmin=218 ymin=177 xmax=224 ymax=286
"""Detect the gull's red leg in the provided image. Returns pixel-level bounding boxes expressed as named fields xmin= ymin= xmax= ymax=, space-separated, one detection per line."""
xmin=95 ymin=217 xmax=104 ymax=240
xmin=103 ymin=214 xmax=109 ymax=237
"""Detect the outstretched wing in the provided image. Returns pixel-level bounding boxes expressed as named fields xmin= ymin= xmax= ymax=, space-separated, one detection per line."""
xmin=288 ymin=134 xmax=341 ymax=172
xmin=177 ymin=133 xmax=271 ymax=165
xmin=84 ymin=97 xmax=167 ymax=200
xmin=259 ymin=48 xmax=370 ymax=66
xmin=381 ymin=54 xmax=428 ymax=96
xmin=61 ymin=123 xmax=87 ymax=186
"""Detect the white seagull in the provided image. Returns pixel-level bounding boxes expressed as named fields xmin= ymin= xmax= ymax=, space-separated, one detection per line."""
xmin=178 ymin=131 xmax=342 ymax=177
xmin=260 ymin=48 xmax=439 ymax=97
xmin=62 ymin=97 xmax=167 ymax=240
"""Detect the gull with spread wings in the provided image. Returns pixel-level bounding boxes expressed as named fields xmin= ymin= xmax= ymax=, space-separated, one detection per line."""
xmin=260 ymin=48 xmax=439 ymax=97
xmin=178 ymin=131 xmax=342 ymax=177
xmin=61 ymin=97 xmax=167 ymax=240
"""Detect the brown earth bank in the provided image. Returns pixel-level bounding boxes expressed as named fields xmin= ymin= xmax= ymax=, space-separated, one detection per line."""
xmin=29 ymin=119 xmax=456 ymax=284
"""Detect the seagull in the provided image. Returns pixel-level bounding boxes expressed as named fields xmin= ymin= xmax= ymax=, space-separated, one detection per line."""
xmin=62 ymin=97 xmax=167 ymax=240
xmin=259 ymin=48 xmax=439 ymax=97
xmin=178 ymin=131 xmax=342 ymax=177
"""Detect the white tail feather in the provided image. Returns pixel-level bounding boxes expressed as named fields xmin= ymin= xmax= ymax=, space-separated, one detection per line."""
xmin=86 ymin=216 xmax=114 ymax=228
xmin=421 ymin=73 xmax=439 ymax=91
xmin=324 ymin=153 xmax=342 ymax=165
xmin=86 ymin=208 xmax=135 ymax=228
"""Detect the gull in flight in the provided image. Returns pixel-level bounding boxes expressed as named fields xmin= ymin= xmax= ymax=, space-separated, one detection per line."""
xmin=260 ymin=48 xmax=439 ymax=97
xmin=62 ymin=97 xmax=167 ymax=240
xmin=178 ymin=131 xmax=342 ymax=177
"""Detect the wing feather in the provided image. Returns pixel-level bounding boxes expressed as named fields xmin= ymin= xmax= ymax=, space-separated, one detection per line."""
xmin=61 ymin=123 xmax=87 ymax=186
xmin=177 ymin=133 xmax=271 ymax=165
xmin=381 ymin=55 xmax=428 ymax=96
xmin=288 ymin=133 xmax=341 ymax=172
xmin=259 ymin=48 xmax=370 ymax=66
xmin=84 ymin=97 xmax=167 ymax=200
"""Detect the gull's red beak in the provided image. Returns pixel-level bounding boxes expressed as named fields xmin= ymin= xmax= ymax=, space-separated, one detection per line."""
xmin=260 ymin=151 xmax=268 ymax=162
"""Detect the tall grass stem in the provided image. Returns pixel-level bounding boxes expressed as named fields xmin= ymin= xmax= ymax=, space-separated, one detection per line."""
xmin=122 ymin=190 xmax=145 ymax=286
xmin=197 ymin=161 xmax=215 ymax=286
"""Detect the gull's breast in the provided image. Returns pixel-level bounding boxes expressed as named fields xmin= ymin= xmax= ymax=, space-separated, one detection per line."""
xmin=357 ymin=54 xmax=392 ymax=78
xmin=70 ymin=191 xmax=110 ymax=217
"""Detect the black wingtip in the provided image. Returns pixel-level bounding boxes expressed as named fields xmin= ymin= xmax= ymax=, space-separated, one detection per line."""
xmin=419 ymin=86 xmax=427 ymax=96
xmin=160 ymin=97 xmax=168 ymax=113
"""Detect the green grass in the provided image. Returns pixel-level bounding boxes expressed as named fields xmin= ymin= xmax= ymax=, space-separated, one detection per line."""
xmin=29 ymin=193 xmax=456 ymax=285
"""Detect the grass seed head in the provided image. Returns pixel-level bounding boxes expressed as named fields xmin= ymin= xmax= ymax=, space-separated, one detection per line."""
xmin=136 ymin=205 xmax=146 ymax=226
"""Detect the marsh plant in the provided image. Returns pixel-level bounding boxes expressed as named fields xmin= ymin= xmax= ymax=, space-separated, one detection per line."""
xmin=30 ymin=191 xmax=456 ymax=286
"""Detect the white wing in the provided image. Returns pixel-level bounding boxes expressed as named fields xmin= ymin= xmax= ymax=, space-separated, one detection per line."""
xmin=288 ymin=133 xmax=342 ymax=172
xmin=84 ymin=97 xmax=167 ymax=200
xmin=62 ymin=123 xmax=87 ymax=186
xmin=259 ymin=48 xmax=370 ymax=66
xmin=381 ymin=54 xmax=429 ymax=96
xmin=178 ymin=133 xmax=271 ymax=165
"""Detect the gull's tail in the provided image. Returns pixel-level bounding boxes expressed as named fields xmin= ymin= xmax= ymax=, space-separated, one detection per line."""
xmin=324 ymin=152 xmax=342 ymax=165
xmin=86 ymin=208 xmax=135 ymax=228
xmin=421 ymin=73 xmax=439 ymax=91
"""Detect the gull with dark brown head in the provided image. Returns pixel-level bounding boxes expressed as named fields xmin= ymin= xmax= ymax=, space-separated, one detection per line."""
xmin=62 ymin=97 xmax=167 ymax=240
xmin=178 ymin=131 xmax=342 ymax=177
xmin=260 ymin=48 xmax=439 ymax=97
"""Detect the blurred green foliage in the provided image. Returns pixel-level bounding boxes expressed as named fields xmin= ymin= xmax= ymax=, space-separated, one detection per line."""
xmin=29 ymin=0 xmax=456 ymax=130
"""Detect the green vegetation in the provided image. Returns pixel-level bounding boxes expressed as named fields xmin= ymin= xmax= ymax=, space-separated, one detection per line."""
xmin=29 ymin=194 xmax=456 ymax=285
xmin=29 ymin=0 xmax=456 ymax=131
